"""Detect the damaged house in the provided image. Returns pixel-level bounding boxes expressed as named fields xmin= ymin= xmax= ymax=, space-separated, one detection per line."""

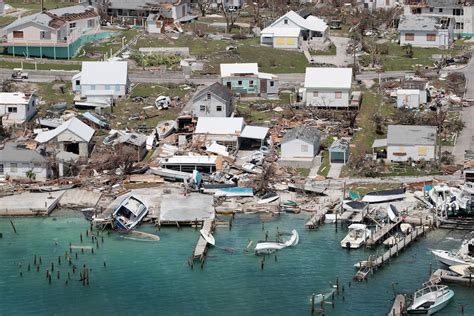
xmin=0 ymin=92 xmax=37 ymax=125
xmin=34 ymin=117 xmax=95 ymax=158
xmin=398 ymin=15 xmax=454 ymax=49
xmin=0 ymin=142 xmax=50 ymax=181
xmin=387 ymin=125 xmax=437 ymax=162
xmin=192 ymin=82 xmax=234 ymax=118
xmin=220 ymin=63 xmax=279 ymax=98
xmin=280 ymin=125 xmax=321 ymax=168
xmin=193 ymin=117 xmax=244 ymax=149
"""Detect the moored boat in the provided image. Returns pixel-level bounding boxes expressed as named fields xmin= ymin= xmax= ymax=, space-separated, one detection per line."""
xmin=448 ymin=264 xmax=474 ymax=278
xmin=340 ymin=224 xmax=372 ymax=249
xmin=387 ymin=204 xmax=400 ymax=222
xmin=254 ymin=229 xmax=299 ymax=254
xmin=407 ymin=285 xmax=454 ymax=315
xmin=401 ymin=223 xmax=413 ymax=234
xmin=200 ymin=229 xmax=215 ymax=246
xmin=112 ymin=195 xmax=148 ymax=231
xmin=257 ymin=192 xmax=279 ymax=204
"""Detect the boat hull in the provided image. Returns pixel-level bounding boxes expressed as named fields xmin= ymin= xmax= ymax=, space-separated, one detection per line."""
xmin=408 ymin=289 xmax=454 ymax=315
xmin=431 ymin=249 xmax=467 ymax=266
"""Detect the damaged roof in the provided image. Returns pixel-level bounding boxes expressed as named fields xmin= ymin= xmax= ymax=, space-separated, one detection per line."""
xmin=282 ymin=125 xmax=321 ymax=144
xmin=0 ymin=142 xmax=46 ymax=163
xmin=398 ymin=15 xmax=446 ymax=32
xmin=387 ymin=125 xmax=437 ymax=146
xmin=35 ymin=117 xmax=95 ymax=143
xmin=194 ymin=82 xmax=233 ymax=103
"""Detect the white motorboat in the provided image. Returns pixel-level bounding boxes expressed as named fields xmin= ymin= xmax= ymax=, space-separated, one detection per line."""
xmin=324 ymin=213 xmax=336 ymax=224
xmin=340 ymin=224 xmax=372 ymax=249
xmin=431 ymin=237 xmax=474 ymax=266
xmin=156 ymin=120 xmax=176 ymax=139
xmin=387 ymin=204 xmax=400 ymax=222
xmin=112 ymin=195 xmax=148 ymax=231
xmin=449 ymin=264 xmax=474 ymax=278
xmin=242 ymin=162 xmax=263 ymax=174
xmin=407 ymin=285 xmax=454 ymax=315
xmin=155 ymin=96 xmax=171 ymax=110
xmin=200 ymin=229 xmax=215 ymax=246
xmin=254 ymin=229 xmax=299 ymax=254
xmin=361 ymin=188 xmax=405 ymax=203
xmin=257 ymin=192 xmax=279 ymax=204
xmin=150 ymin=167 xmax=192 ymax=181
xmin=401 ymin=223 xmax=413 ymax=234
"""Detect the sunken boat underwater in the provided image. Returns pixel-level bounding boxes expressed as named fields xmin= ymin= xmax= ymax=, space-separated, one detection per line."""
xmin=361 ymin=188 xmax=406 ymax=203
xmin=112 ymin=196 xmax=148 ymax=231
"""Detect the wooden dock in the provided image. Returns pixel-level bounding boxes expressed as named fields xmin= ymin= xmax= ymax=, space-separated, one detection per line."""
xmin=339 ymin=211 xmax=354 ymax=221
xmin=305 ymin=207 xmax=329 ymax=229
xmin=366 ymin=220 xmax=402 ymax=247
xmin=355 ymin=225 xmax=430 ymax=280
xmin=191 ymin=219 xmax=215 ymax=268
xmin=388 ymin=294 xmax=406 ymax=316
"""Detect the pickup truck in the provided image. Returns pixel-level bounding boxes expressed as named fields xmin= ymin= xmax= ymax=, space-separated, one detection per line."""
xmin=11 ymin=68 xmax=29 ymax=80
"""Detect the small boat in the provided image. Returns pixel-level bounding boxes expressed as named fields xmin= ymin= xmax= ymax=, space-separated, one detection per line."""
xmin=361 ymin=188 xmax=405 ymax=203
xmin=449 ymin=264 xmax=474 ymax=278
xmin=156 ymin=120 xmax=176 ymax=139
xmin=257 ymin=192 xmax=279 ymax=204
xmin=342 ymin=200 xmax=368 ymax=211
xmin=383 ymin=235 xmax=401 ymax=247
xmin=341 ymin=224 xmax=372 ymax=249
xmin=30 ymin=184 xmax=76 ymax=192
xmin=324 ymin=213 xmax=336 ymax=224
xmin=254 ymin=229 xmax=299 ymax=254
xmin=214 ymin=187 xmax=254 ymax=197
xmin=242 ymin=162 xmax=263 ymax=174
xmin=81 ymin=208 xmax=95 ymax=221
xmin=431 ymin=249 xmax=469 ymax=266
xmin=387 ymin=204 xmax=400 ymax=222
xmin=280 ymin=200 xmax=299 ymax=213
xmin=401 ymin=223 xmax=413 ymax=234
xmin=150 ymin=167 xmax=192 ymax=181
xmin=200 ymin=229 xmax=215 ymax=246
xmin=112 ymin=196 xmax=148 ymax=231
xmin=407 ymin=285 xmax=454 ymax=315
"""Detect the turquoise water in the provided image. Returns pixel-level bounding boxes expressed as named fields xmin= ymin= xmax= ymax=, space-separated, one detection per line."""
xmin=0 ymin=211 xmax=472 ymax=315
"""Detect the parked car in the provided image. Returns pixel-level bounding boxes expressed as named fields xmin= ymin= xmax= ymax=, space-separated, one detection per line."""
xmin=155 ymin=96 xmax=171 ymax=110
xmin=11 ymin=68 xmax=28 ymax=79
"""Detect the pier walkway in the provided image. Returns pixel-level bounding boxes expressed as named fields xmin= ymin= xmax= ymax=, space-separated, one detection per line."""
xmin=366 ymin=220 xmax=402 ymax=247
xmin=190 ymin=219 xmax=215 ymax=269
xmin=355 ymin=226 xmax=431 ymax=280
xmin=305 ymin=207 xmax=329 ymax=229
xmin=430 ymin=269 xmax=474 ymax=286
xmin=388 ymin=294 xmax=406 ymax=316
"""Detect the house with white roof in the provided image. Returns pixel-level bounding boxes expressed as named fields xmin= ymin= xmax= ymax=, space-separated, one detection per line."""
xmin=220 ymin=63 xmax=278 ymax=98
xmin=261 ymin=10 xmax=329 ymax=49
xmin=193 ymin=117 xmax=244 ymax=148
xmin=303 ymin=67 xmax=353 ymax=108
xmin=35 ymin=117 xmax=95 ymax=157
xmin=0 ymin=92 xmax=37 ymax=125
xmin=398 ymin=15 xmax=454 ymax=48
xmin=2 ymin=4 xmax=100 ymax=59
xmin=387 ymin=125 xmax=437 ymax=162
xmin=72 ymin=61 xmax=129 ymax=107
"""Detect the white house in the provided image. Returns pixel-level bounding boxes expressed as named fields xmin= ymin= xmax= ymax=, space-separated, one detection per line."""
xmin=72 ymin=61 xmax=129 ymax=107
xmin=396 ymin=90 xmax=422 ymax=108
xmin=261 ymin=10 xmax=328 ymax=49
xmin=0 ymin=142 xmax=50 ymax=181
xmin=192 ymin=82 xmax=234 ymax=118
xmin=0 ymin=92 xmax=37 ymax=125
xmin=304 ymin=67 xmax=353 ymax=108
xmin=193 ymin=117 xmax=244 ymax=148
xmin=387 ymin=125 xmax=437 ymax=162
xmin=398 ymin=15 xmax=454 ymax=49
xmin=35 ymin=117 xmax=95 ymax=157
xmin=280 ymin=125 xmax=321 ymax=168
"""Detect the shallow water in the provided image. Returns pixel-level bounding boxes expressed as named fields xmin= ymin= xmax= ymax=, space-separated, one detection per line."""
xmin=0 ymin=211 xmax=472 ymax=315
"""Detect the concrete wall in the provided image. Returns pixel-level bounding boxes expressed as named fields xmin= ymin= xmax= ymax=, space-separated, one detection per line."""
xmin=193 ymin=94 xmax=233 ymax=117
xmin=281 ymin=139 xmax=315 ymax=159
xmin=80 ymin=83 xmax=127 ymax=97
xmin=7 ymin=23 xmax=59 ymax=42
xmin=0 ymin=96 xmax=37 ymax=124
xmin=305 ymin=88 xmax=350 ymax=108
xmin=396 ymin=92 xmax=420 ymax=109
xmin=387 ymin=144 xmax=436 ymax=162
xmin=0 ymin=161 xmax=48 ymax=181
xmin=399 ymin=29 xmax=452 ymax=48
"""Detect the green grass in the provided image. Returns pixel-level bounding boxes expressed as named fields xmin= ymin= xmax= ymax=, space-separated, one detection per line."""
xmin=34 ymin=81 xmax=74 ymax=115
xmin=75 ymin=29 xmax=139 ymax=61
xmin=0 ymin=60 xmax=80 ymax=71
xmin=134 ymin=35 xmax=309 ymax=74
xmin=379 ymin=42 xmax=463 ymax=71
xmin=297 ymin=168 xmax=310 ymax=177
xmin=0 ymin=15 xmax=15 ymax=27
xmin=382 ymin=165 xmax=442 ymax=177
xmin=317 ymin=152 xmax=330 ymax=177
xmin=5 ymin=0 xmax=71 ymax=10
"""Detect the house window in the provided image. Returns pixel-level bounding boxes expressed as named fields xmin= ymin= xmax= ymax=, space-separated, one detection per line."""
xmin=22 ymin=163 xmax=29 ymax=169
xmin=115 ymin=85 xmax=121 ymax=92
xmin=426 ymin=34 xmax=436 ymax=41
xmin=10 ymin=163 xmax=17 ymax=173
xmin=7 ymin=107 xmax=17 ymax=113
xmin=76 ymin=80 xmax=80 ymax=86
xmin=105 ymin=84 xmax=111 ymax=91
xmin=301 ymin=144 xmax=308 ymax=152
xmin=200 ymin=105 xmax=206 ymax=111
xmin=439 ymin=8 xmax=443 ymax=13
xmin=270 ymin=81 xmax=275 ymax=87
xmin=90 ymin=85 xmax=96 ymax=90
xmin=216 ymin=105 xmax=223 ymax=112
xmin=453 ymin=8 xmax=463 ymax=15
xmin=70 ymin=22 xmax=76 ymax=29
xmin=429 ymin=8 xmax=433 ymax=13
xmin=0 ymin=164 xmax=3 ymax=175
xmin=456 ymin=22 xmax=464 ymax=30
xmin=249 ymin=80 xmax=254 ymax=86
xmin=335 ymin=91 xmax=342 ymax=99
xmin=284 ymin=18 xmax=288 ymax=25
xmin=313 ymin=91 xmax=319 ymax=97
xmin=405 ymin=33 xmax=415 ymax=41
xmin=207 ymin=93 xmax=211 ymax=100
xmin=238 ymin=80 xmax=242 ymax=86
xmin=87 ymin=19 xmax=95 ymax=28
xmin=13 ymin=31 xmax=23 ymax=39
xmin=33 ymin=163 xmax=42 ymax=168
xmin=40 ymin=31 xmax=51 ymax=39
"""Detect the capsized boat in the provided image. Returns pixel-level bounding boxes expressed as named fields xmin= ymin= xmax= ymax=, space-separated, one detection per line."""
xmin=407 ymin=285 xmax=454 ymax=315
xmin=387 ymin=204 xmax=400 ymax=222
xmin=112 ymin=195 xmax=148 ymax=231
xmin=361 ymin=188 xmax=405 ymax=203
xmin=257 ymin=191 xmax=279 ymax=204
xmin=200 ymin=229 xmax=215 ymax=246
xmin=431 ymin=237 xmax=474 ymax=266
xmin=449 ymin=264 xmax=474 ymax=278
xmin=242 ymin=162 xmax=263 ymax=174
xmin=254 ymin=229 xmax=299 ymax=254
xmin=340 ymin=224 xmax=372 ymax=249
